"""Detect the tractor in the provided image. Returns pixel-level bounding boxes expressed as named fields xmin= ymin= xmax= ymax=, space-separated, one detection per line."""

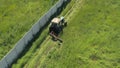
xmin=49 ymin=16 xmax=67 ymax=42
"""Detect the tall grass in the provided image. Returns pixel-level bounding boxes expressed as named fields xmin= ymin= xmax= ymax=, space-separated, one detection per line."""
xmin=0 ymin=0 xmax=58 ymax=60
xmin=39 ymin=0 xmax=120 ymax=68
xmin=12 ymin=0 xmax=120 ymax=68
xmin=11 ymin=0 xmax=76 ymax=67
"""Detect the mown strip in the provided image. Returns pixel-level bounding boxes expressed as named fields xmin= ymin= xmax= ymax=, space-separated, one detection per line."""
xmin=13 ymin=0 xmax=120 ymax=68
xmin=12 ymin=0 xmax=76 ymax=68
xmin=39 ymin=0 xmax=120 ymax=68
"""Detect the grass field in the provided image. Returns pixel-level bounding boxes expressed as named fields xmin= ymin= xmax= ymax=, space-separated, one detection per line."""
xmin=12 ymin=0 xmax=120 ymax=68
xmin=0 ymin=0 xmax=58 ymax=60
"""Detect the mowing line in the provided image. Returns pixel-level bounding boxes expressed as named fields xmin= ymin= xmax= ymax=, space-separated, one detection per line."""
xmin=23 ymin=0 xmax=84 ymax=67
xmin=36 ymin=0 xmax=85 ymax=67
xmin=64 ymin=0 xmax=84 ymax=20
xmin=24 ymin=36 xmax=51 ymax=67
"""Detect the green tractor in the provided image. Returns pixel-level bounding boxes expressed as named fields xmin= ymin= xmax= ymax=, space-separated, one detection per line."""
xmin=49 ymin=16 xmax=67 ymax=42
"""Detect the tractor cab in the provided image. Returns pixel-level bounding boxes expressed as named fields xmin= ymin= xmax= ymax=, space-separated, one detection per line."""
xmin=51 ymin=18 xmax=61 ymax=28
xmin=49 ymin=17 xmax=67 ymax=42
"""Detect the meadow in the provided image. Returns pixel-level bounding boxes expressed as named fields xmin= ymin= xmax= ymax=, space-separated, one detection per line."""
xmin=12 ymin=0 xmax=120 ymax=68
xmin=0 ymin=0 xmax=58 ymax=60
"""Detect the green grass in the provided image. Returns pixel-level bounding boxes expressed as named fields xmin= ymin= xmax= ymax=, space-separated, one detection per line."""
xmin=11 ymin=0 xmax=76 ymax=68
xmin=41 ymin=0 xmax=120 ymax=68
xmin=0 ymin=0 xmax=58 ymax=60
xmin=12 ymin=0 xmax=120 ymax=68
xmin=12 ymin=27 xmax=49 ymax=68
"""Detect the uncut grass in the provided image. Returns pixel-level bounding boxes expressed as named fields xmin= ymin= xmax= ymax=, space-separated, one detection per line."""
xmin=12 ymin=0 xmax=120 ymax=68
xmin=0 ymin=0 xmax=58 ymax=59
xmin=11 ymin=0 xmax=77 ymax=67
xmin=40 ymin=0 xmax=120 ymax=68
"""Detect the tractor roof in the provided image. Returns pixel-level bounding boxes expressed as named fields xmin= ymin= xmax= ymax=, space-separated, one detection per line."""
xmin=51 ymin=18 xmax=61 ymax=24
